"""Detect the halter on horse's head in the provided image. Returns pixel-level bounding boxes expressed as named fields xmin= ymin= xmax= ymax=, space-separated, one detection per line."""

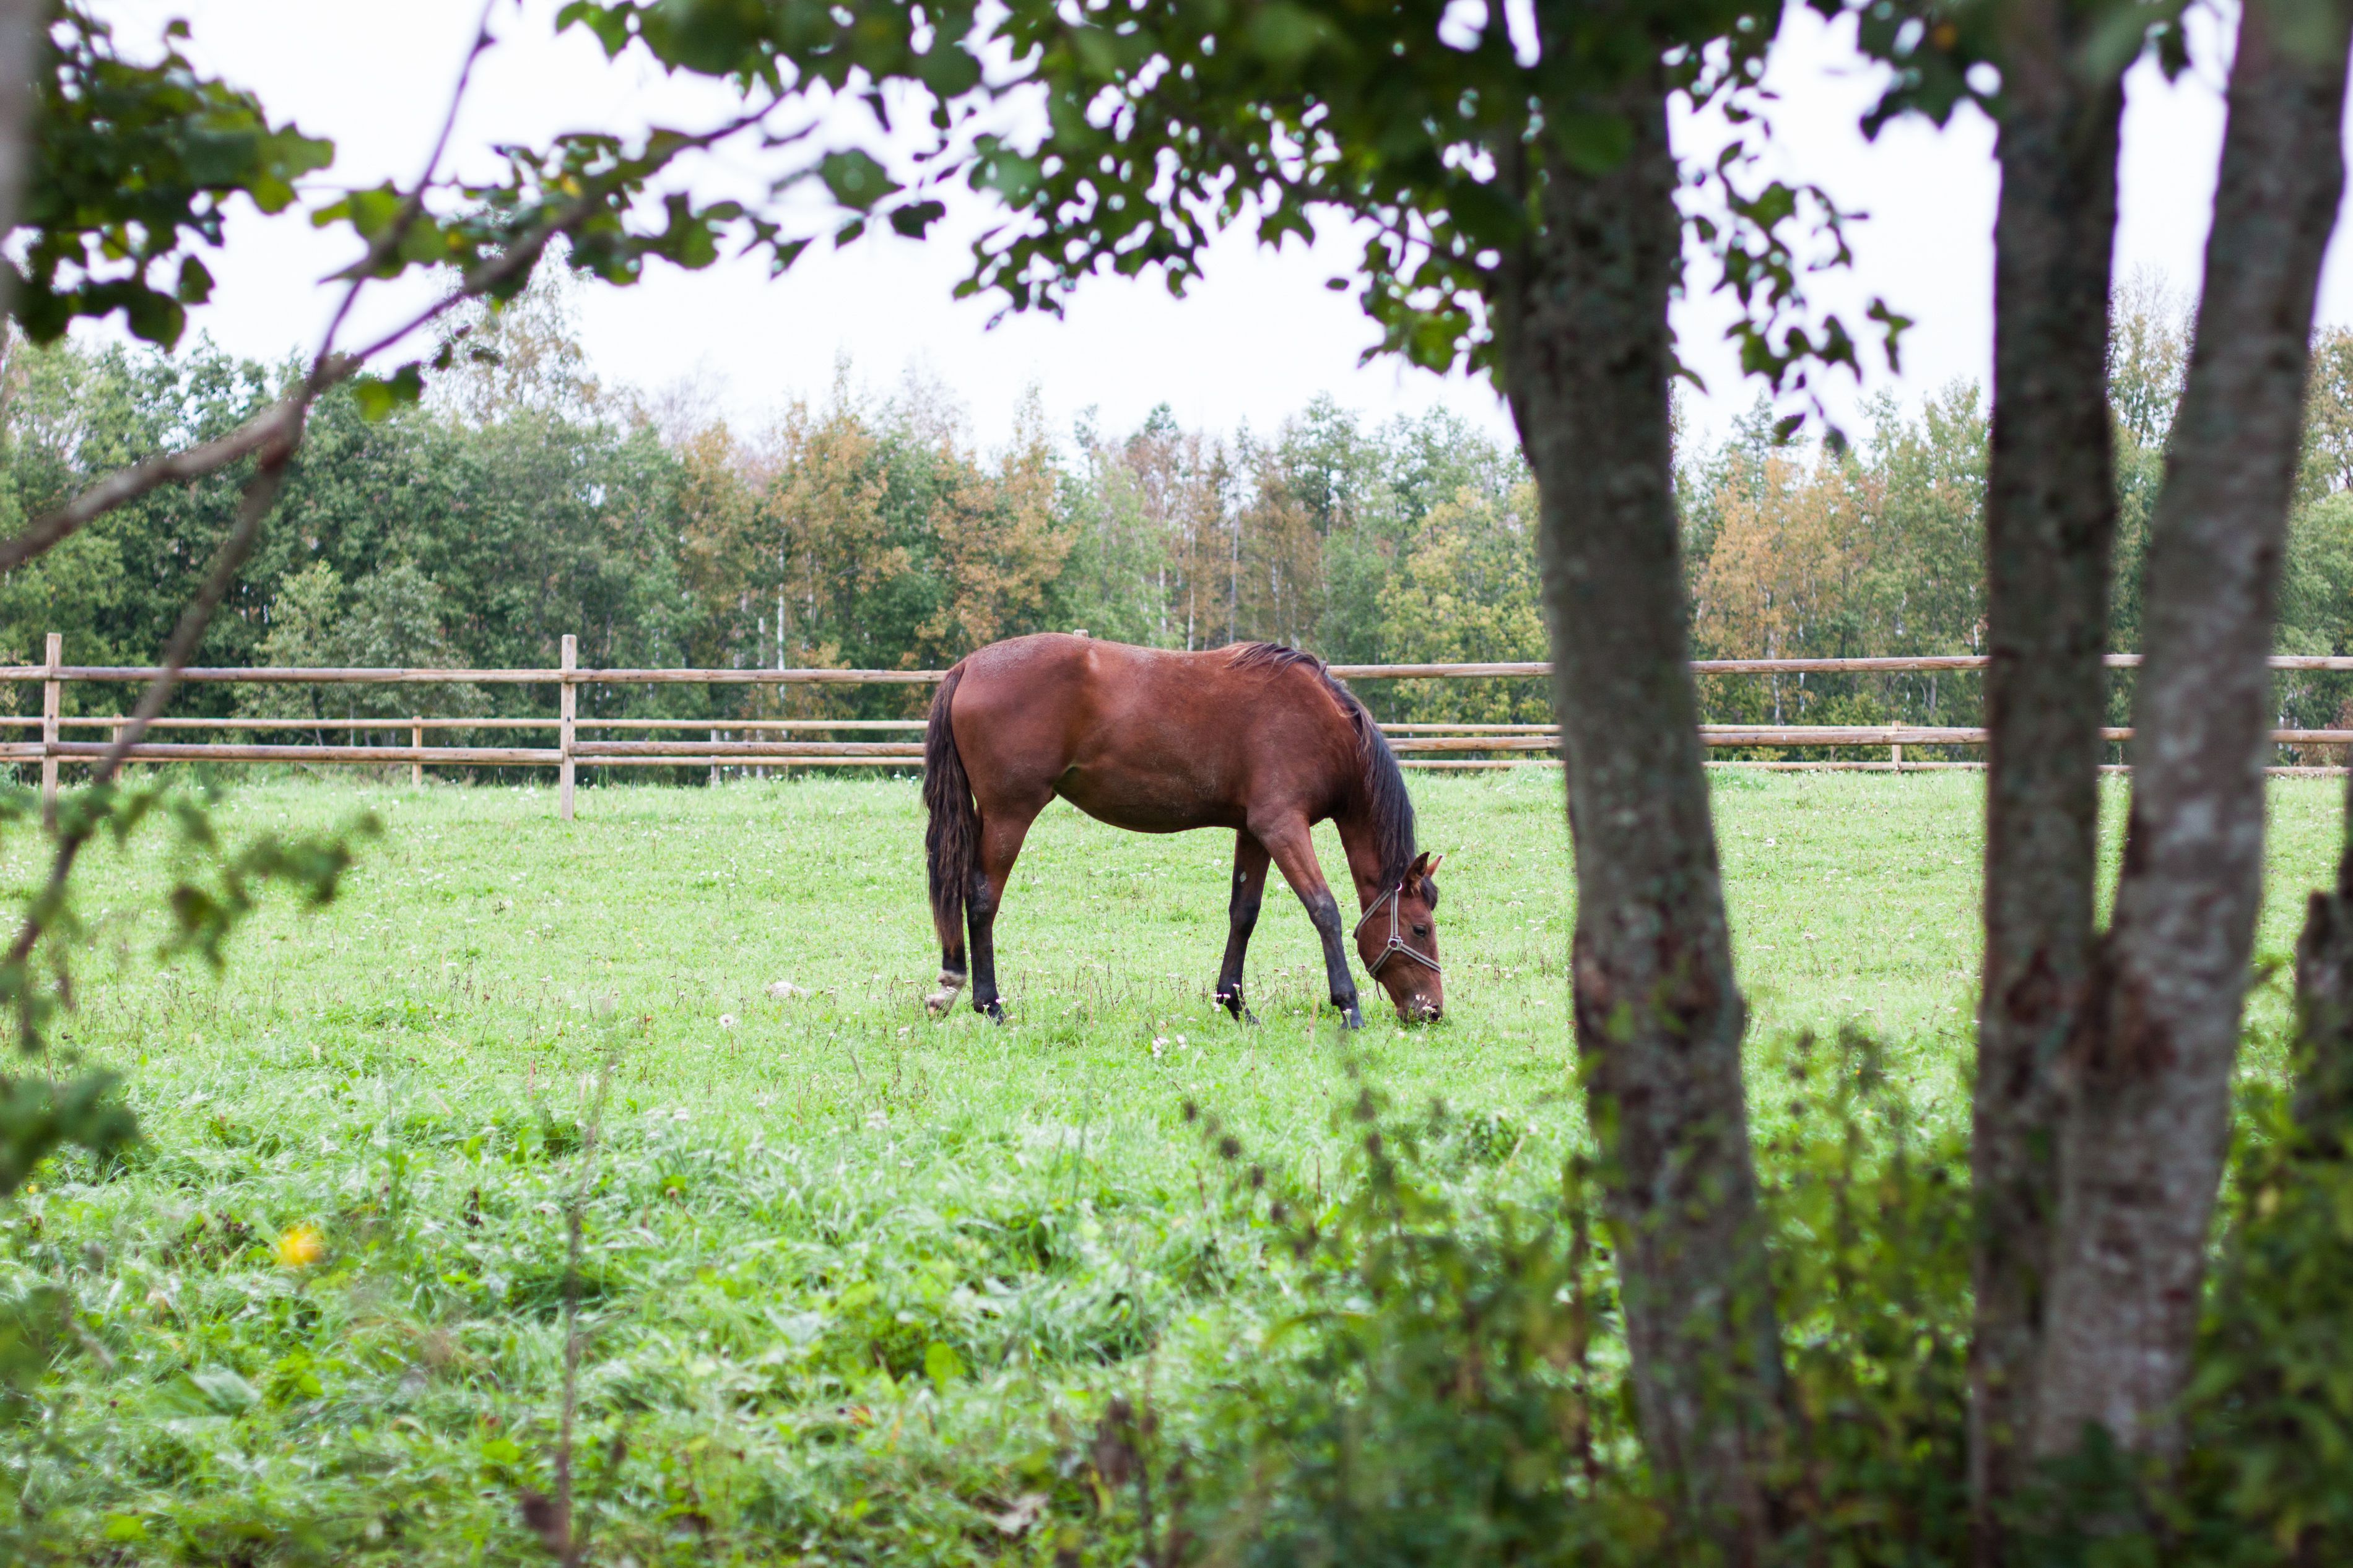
xmin=1354 ymin=851 xmax=1444 ymax=1021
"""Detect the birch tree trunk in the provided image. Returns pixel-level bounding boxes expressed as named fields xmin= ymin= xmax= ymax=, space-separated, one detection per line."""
xmin=1497 ymin=69 xmax=1782 ymax=1559
xmin=2033 ymin=0 xmax=2353 ymax=1461
xmin=1967 ymin=0 xmax=2125 ymax=1541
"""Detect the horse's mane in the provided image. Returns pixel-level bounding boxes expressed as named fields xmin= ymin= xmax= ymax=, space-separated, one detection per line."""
xmin=1227 ymin=642 xmax=1425 ymax=895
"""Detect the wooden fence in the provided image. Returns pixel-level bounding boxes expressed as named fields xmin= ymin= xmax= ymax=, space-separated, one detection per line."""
xmin=8 ymin=633 xmax=2353 ymax=820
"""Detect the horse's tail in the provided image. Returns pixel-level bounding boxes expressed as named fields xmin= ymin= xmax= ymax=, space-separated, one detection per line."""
xmin=923 ymin=663 xmax=976 ymax=964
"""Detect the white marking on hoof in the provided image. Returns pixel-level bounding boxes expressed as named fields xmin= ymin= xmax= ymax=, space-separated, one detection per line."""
xmin=925 ymin=969 xmax=967 ymax=1017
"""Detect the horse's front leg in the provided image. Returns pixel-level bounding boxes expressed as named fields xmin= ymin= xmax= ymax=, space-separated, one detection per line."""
xmin=1256 ymin=818 xmax=1363 ymax=1029
xmin=1216 ymin=831 xmax=1269 ymax=1023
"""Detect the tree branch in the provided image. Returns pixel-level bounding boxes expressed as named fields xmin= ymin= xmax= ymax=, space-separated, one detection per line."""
xmin=6 ymin=425 xmax=297 ymax=1028
xmin=313 ymin=0 xmax=500 ymax=368
xmin=0 ymin=399 xmax=303 ymax=573
xmin=20 ymin=431 xmax=295 ymax=787
xmin=0 ymin=0 xmax=44 ymax=313
xmin=0 ymin=107 xmax=786 ymax=579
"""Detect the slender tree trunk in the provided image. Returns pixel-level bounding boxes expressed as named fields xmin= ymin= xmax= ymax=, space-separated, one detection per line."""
xmin=0 ymin=0 xmax=42 ymax=314
xmin=2033 ymin=0 xmax=2352 ymax=1462
xmin=1967 ymin=0 xmax=2125 ymax=1541
xmin=1497 ymin=69 xmax=1781 ymax=1559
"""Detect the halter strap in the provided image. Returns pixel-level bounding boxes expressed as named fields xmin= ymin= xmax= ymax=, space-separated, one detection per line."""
xmin=1352 ymin=880 xmax=1443 ymax=979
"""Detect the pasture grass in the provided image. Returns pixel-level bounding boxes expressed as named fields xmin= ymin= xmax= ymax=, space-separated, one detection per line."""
xmin=0 ymin=767 xmax=2342 ymax=1564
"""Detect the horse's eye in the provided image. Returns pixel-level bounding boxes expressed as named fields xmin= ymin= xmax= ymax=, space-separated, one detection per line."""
xmin=1412 ymin=924 xmax=1430 ymax=938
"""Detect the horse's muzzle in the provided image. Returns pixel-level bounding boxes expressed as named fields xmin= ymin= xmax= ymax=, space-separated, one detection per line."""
xmin=1399 ymin=995 xmax=1443 ymax=1024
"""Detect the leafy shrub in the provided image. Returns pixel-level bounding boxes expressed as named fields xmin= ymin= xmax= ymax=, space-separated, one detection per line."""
xmin=2173 ymin=1070 xmax=2353 ymax=1565
xmin=1105 ymin=1041 xmax=1981 ymax=1568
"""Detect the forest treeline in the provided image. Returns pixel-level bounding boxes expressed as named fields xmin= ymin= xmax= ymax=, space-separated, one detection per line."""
xmin=7 ymin=280 xmax=2353 ymax=739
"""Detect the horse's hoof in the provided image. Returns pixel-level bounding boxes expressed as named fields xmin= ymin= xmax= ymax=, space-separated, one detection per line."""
xmin=976 ymin=997 xmax=1006 ymax=1023
xmin=1339 ymin=1006 xmax=1364 ymax=1031
xmin=926 ymin=970 xmax=967 ymax=1018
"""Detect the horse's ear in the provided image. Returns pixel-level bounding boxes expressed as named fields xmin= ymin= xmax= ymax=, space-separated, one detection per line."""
xmin=1409 ymin=851 xmax=1442 ymax=881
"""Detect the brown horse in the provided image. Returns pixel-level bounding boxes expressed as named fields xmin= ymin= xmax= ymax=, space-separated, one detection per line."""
xmin=920 ymin=635 xmax=1443 ymax=1028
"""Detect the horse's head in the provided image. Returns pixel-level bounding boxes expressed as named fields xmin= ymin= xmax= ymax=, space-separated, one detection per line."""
xmin=1357 ymin=851 xmax=1444 ymax=1023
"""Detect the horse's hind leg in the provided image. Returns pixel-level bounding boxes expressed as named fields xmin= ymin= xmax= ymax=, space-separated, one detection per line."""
xmin=1256 ymin=816 xmax=1364 ymax=1029
xmin=1216 ymin=831 xmax=1269 ymax=1023
xmin=968 ymin=799 xmax=1046 ymax=1022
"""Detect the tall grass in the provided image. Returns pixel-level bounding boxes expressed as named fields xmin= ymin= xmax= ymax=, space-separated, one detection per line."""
xmin=0 ymin=771 xmax=2338 ymax=1562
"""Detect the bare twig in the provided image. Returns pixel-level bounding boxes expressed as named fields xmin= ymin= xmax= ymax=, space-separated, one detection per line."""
xmin=344 ymin=108 xmax=795 ymax=370
xmin=6 ymin=433 xmax=297 ymax=1030
xmin=0 ymin=399 xmax=303 ymax=574
xmin=0 ymin=32 xmax=788 ymax=1049
xmin=0 ymin=108 xmax=789 ymax=578
xmin=314 ymin=0 xmax=500 ymax=362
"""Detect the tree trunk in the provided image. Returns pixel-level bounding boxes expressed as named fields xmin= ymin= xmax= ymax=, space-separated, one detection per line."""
xmin=2033 ymin=0 xmax=2352 ymax=1462
xmin=1496 ymin=69 xmax=1781 ymax=1559
xmin=1967 ymin=0 xmax=2125 ymax=1542
xmin=0 ymin=0 xmax=42 ymax=258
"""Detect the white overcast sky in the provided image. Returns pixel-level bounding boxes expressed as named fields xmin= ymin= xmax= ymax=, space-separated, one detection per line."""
xmin=97 ymin=0 xmax=2294 ymax=453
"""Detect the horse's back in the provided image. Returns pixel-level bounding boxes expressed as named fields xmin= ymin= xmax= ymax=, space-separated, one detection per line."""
xmin=949 ymin=635 xmax=1346 ymax=832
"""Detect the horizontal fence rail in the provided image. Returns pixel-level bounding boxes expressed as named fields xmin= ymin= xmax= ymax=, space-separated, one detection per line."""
xmin=16 ymin=652 xmax=2353 ymax=687
xmin=11 ymin=635 xmax=2353 ymax=820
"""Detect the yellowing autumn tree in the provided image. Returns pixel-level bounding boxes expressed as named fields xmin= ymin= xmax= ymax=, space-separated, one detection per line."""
xmin=916 ymin=389 xmax=1072 ymax=664
xmin=1693 ymin=452 xmax=1877 ymax=723
xmin=762 ymin=384 xmax=901 ymax=678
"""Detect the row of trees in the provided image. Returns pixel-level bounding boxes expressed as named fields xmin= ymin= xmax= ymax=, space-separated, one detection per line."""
xmin=0 ymin=296 xmax=1539 ymax=727
xmin=17 ymin=283 xmax=2353 ymax=743
xmin=1690 ymin=285 xmax=2353 ymax=739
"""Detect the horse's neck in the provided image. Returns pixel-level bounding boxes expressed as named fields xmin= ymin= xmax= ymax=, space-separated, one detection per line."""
xmin=1331 ymin=811 xmax=1388 ymax=912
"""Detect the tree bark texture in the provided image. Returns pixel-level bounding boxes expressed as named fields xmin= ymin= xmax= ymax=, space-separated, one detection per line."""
xmin=1968 ymin=0 xmax=2125 ymax=1538
xmin=2035 ymin=0 xmax=2352 ymax=1462
xmin=1497 ymin=69 xmax=1781 ymax=1560
xmin=0 ymin=0 xmax=41 ymax=251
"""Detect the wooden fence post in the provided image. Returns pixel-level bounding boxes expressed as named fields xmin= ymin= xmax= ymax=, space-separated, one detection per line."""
xmin=40 ymin=631 xmax=60 ymax=829
xmin=412 ymin=717 xmax=424 ymax=788
xmin=560 ymin=635 xmax=576 ymax=821
xmin=1891 ymin=742 xmax=1903 ymax=773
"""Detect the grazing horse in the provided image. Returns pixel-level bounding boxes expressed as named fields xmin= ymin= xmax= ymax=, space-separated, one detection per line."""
xmin=921 ymin=634 xmax=1443 ymax=1027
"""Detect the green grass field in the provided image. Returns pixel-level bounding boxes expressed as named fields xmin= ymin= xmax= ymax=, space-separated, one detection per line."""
xmin=0 ymin=769 xmax=2343 ymax=1564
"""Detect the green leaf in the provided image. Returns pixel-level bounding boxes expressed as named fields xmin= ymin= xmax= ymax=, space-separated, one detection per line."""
xmin=887 ymin=199 xmax=947 ymax=238
xmin=352 ymin=363 xmax=426 ymax=422
xmin=914 ymin=43 xmax=982 ymax=99
xmin=651 ymin=0 xmax=772 ymax=75
xmin=819 ymin=149 xmax=899 ymax=211
xmin=174 ymin=255 xmax=213 ymax=304
xmin=923 ymin=1340 xmax=965 ymax=1390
